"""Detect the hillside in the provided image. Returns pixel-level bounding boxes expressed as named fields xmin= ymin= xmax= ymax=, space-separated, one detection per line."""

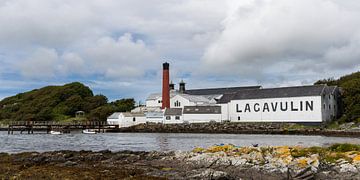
xmin=315 ymin=71 xmax=360 ymax=123
xmin=0 ymin=82 xmax=134 ymax=122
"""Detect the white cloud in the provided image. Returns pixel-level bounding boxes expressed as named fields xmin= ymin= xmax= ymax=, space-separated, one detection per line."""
xmin=201 ymin=0 xmax=360 ymax=81
xmin=17 ymin=33 xmax=158 ymax=80
xmin=19 ymin=47 xmax=58 ymax=79
xmin=83 ymin=33 xmax=158 ymax=79
xmin=1 ymin=0 xmax=360 ymax=100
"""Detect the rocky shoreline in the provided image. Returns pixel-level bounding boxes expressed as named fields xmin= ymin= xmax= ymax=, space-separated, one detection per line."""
xmin=1 ymin=144 xmax=360 ymax=179
xmin=112 ymin=122 xmax=360 ymax=137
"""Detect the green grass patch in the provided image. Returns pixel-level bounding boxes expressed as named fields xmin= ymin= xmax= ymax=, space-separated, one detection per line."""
xmin=328 ymin=143 xmax=360 ymax=152
xmin=291 ymin=146 xmax=325 ymax=158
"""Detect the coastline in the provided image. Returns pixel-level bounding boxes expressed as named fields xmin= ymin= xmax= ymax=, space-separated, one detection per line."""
xmin=2 ymin=122 xmax=360 ymax=137
xmin=1 ymin=144 xmax=360 ymax=179
xmin=111 ymin=122 xmax=360 ymax=137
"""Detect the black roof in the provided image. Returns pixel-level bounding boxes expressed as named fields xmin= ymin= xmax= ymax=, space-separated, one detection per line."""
xmin=232 ymin=85 xmax=327 ymax=100
xmin=183 ymin=106 xmax=221 ymax=114
xmin=218 ymin=85 xmax=336 ymax=103
xmin=217 ymin=93 xmax=237 ymax=104
xmin=164 ymin=108 xmax=182 ymax=116
xmin=185 ymin=86 xmax=261 ymax=95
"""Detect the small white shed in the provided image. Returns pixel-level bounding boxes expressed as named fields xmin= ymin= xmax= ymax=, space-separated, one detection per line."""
xmin=107 ymin=112 xmax=146 ymax=127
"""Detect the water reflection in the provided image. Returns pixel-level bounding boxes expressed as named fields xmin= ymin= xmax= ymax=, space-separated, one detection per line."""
xmin=155 ymin=134 xmax=170 ymax=151
xmin=1 ymin=131 xmax=360 ymax=153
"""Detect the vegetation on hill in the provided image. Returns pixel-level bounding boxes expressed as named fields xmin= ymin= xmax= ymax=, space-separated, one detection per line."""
xmin=315 ymin=71 xmax=360 ymax=123
xmin=0 ymin=82 xmax=135 ymax=122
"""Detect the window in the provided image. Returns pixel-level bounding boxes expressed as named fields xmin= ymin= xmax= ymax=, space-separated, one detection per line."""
xmin=323 ymin=104 xmax=325 ymax=109
xmin=166 ymin=116 xmax=171 ymax=120
xmin=329 ymin=95 xmax=331 ymax=99
xmin=174 ymin=101 xmax=181 ymax=107
xmin=133 ymin=117 xmax=136 ymax=122
xmin=238 ymin=116 xmax=241 ymax=120
xmin=175 ymin=116 xmax=180 ymax=120
xmin=329 ymin=104 xmax=331 ymax=110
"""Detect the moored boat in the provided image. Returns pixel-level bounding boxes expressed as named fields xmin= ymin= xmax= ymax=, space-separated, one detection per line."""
xmin=82 ymin=129 xmax=97 ymax=134
xmin=50 ymin=130 xmax=62 ymax=135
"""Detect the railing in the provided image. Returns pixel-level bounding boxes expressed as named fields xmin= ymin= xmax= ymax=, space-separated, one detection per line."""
xmin=8 ymin=121 xmax=109 ymax=126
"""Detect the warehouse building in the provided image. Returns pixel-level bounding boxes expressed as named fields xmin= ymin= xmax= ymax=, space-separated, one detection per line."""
xmin=107 ymin=62 xmax=341 ymax=126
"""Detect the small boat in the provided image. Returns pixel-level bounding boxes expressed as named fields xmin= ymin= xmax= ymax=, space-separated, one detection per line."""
xmin=82 ymin=129 xmax=97 ymax=134
xmin=50 ymin=130 xmax=63 ymax=135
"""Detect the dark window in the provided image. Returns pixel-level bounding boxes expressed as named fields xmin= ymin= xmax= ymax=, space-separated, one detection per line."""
xmin=323 ymin=104 xmax=325 ymax=109
xmin=175 ymin=116 xmax=180 ymax=120
xmin=166 ymin=116 xmax=171 ymax=120
xmin=133 ymin=117 xmax=136 ymax=122
xmin=329 ymin=95 xmax=331 ymax=99
xmin=174 ymin=101 xmax=181 ymax=107
xmin=329 ymin=104 xmax=331 ymax=109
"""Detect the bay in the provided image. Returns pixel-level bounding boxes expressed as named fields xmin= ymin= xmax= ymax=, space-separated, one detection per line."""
xmin=1 ymin=131 xmax=360 ymax=153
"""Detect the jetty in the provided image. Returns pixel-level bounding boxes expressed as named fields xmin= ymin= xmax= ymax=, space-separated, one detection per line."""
xmin=7 ymin=121 xmax=118 ymax=134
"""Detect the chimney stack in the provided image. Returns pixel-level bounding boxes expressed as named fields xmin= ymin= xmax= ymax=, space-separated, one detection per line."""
xmin=179 ymin=80 xmax=186 ymax=93
xmin=162 ymin=62 xmax=170 ymax=109
xmin=169 ymin=81 xmax=175 ymax=90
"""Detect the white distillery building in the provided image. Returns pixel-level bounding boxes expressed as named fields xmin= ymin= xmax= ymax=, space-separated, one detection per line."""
xmin=107 ymin=63 xmax=342 ymax=127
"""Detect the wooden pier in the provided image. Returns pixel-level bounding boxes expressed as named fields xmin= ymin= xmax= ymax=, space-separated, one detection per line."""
xmin=7 ymin=121 xmax=119 ymax=134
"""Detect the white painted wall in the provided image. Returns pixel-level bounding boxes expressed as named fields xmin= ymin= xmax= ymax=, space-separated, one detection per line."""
xmin=228 ymin=96 xmax=323 ymax=122
xmin=163 ymin=115 xmax=183 ymax=124
xmin=183 ymin=114 xmax=222 ymax=123
xmin=170 ymin=95 xmax=194 ymax=108
xmin=146 ymin=117 xmax=163 ymax=123
xmin=220 ymin=104 xmax=229 ymax=121
xmin=107 ymin=113 xmax=147 ymax=128
xmin=146 ymin=97 xmax=162 ymax=107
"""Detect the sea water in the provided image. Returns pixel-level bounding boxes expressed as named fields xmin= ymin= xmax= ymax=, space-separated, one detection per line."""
xmin=1 ymin=131 xmax=360 ymax=153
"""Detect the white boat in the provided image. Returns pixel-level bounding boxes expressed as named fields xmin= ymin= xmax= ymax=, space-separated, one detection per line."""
xmin=50 ymin=130 xmax=62 ymax=135
xmin=82 ymin=129 xmax=97 ymax=134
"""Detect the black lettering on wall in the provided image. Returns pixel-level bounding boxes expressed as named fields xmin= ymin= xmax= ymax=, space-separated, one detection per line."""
xmin=263 ymin=103 xmax=270 ymax=112
xmin=236 ymin=104 xmax=242 ymax=113
xmin=300 ymin=101 xmax=303 ymax=111
xmin=254 ymin=103 xmax=260 ymax=112
xmin=245 ymin=104 xmax=251 ymax=112
xmin=271 ymin=102 xmax=278 ymax=112
xmin=280 ymin=102 xmax=288 ymax=111
xmin=306 ymin=101 xmax=313 ymax=111
xmin=291 ymin=101 xmax=298 ymax=111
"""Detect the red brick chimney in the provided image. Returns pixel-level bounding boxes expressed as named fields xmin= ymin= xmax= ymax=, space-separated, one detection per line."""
xmin=162 ymin=62 xmax=170 ymax=109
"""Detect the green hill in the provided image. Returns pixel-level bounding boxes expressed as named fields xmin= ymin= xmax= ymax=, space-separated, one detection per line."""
xmin=315 ymin=71 xmax=360 ymax=123
xmin=0 ymin=82 xmax=134 ymax=123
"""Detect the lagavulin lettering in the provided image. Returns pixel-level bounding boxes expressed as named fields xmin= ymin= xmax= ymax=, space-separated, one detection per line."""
xmin=236 ymin=101 xmax=313 ymax=113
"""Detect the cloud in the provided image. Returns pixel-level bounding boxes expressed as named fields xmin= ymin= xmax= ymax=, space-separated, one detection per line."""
xmin=1 ymin=0 xmax=360 ymax=100
xmin=201 ymin=0 xmax=360 ymax=80
xmin=18 ymin=48 xmax=58 ymax=79
xmin=83 ymin=33 xmax=158 ymax=79
xmin=17 ymin=33 xmax=158 ymax=80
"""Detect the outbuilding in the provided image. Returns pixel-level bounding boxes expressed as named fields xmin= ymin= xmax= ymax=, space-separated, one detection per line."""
xmin=164 ymin=108 xmax=183 ymax=124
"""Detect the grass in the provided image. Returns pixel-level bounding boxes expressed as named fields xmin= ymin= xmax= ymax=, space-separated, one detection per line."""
xmin=328 ymin=143 xmax=360 ymax=152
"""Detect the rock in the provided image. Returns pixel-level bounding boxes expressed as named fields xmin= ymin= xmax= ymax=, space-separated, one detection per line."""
xmin=62 ymin=161 xmax=77 ymax=167
xmin=340 ymin=163 xmax=358 ymax=173
xmin=191 ymin=169 xmax=231 ymax=180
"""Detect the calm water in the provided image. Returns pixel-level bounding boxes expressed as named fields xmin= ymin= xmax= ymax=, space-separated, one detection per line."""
xmin=1 ymin=131 xmax=360 ymax=153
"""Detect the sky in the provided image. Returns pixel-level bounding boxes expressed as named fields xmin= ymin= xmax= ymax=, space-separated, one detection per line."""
xmin=0 ymin=0 xmax=360 ymax=102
